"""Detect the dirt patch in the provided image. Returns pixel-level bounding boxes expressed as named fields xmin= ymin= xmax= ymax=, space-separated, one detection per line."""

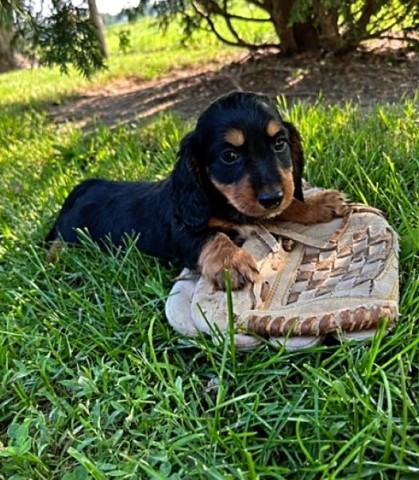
xmin=49 ymin=43 xmax=419 ymax=130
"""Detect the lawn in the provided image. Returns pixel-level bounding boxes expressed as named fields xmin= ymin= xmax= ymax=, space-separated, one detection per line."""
xmin=0 ymin=15 xmax=418 ymax=480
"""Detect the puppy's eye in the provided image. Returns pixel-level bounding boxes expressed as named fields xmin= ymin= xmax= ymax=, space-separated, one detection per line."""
xmin=273 ymin=138 xmax=287 ymax=153
xmin=221 ymin=150 xmax=239 ymax=164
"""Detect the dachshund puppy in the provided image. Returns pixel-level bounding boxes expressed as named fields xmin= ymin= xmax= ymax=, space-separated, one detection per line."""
xmin=46 ymin=91 xmax=347 ymax=289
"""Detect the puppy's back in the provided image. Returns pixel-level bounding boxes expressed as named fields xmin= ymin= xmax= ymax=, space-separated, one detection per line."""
xmin=46 ymin=178 xmax=142 ymax=244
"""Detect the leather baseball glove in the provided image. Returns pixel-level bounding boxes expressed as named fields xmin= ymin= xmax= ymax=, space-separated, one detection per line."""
xmin=165 ymin=193 xmax=399 ymax=350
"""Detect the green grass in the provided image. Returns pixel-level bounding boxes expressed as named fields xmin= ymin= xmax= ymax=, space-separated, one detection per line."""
xmin=0 ymin=16 xmax=241 ymax=106
xmin=0 ymin=17 xmax=418 ymax=480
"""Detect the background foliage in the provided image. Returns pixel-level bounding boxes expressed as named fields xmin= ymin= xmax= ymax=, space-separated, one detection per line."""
xmin=0 ymin=0 xmax=418 ymax=75
xmin=137 ymin=0 xmax=419 ymax=54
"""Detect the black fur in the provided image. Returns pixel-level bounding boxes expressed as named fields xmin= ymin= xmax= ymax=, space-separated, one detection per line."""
xmin=46 ymin=91 xmax=305 ymax=269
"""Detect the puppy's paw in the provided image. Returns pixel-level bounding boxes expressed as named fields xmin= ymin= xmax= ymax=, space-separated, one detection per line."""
xmin=201 ymin=245 xmax=258 ymax=290
xmin=306 ymin=189 xmax=350 ymax=222
xmin=224 ymin=248 xmax=259 ymax=290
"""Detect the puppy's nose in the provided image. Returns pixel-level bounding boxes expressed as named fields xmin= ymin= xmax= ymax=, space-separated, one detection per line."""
xmin=257 ymin=190 xmax=284 ymax=209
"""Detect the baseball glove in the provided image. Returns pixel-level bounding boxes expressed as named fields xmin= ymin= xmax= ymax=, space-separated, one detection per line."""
xmin=165 ymin=194 xmax=399 ymax=350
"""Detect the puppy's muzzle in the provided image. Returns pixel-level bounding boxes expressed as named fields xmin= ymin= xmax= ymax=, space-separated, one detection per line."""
xmin=257 ymin=190 xmax=284 ymax=209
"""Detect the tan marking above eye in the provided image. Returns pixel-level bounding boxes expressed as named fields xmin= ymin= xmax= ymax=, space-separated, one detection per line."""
xmin=224 ymin=128 xmax=245 ymax=147
xmin=267 ymin=120 xmax=281 ymax=137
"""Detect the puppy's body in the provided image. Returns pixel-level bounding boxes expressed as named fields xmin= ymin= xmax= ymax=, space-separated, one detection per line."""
xmin=46 ymin=178 xmax=206 ymax=268
xmin=47 ymin=91 xmax=348 ymax=288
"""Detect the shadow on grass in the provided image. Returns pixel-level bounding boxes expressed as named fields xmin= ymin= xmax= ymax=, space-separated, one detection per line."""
xmin=39 ymin=49 xmax=419 ymax=132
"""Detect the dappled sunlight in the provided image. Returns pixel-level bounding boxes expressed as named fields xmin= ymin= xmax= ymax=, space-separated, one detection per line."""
xmin=46 ymin=49 xmax=419 ymax=132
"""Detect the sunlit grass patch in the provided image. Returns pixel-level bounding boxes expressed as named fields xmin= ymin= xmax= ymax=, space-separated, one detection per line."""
xmin=0 ymin=16 xmax=239 ymax=106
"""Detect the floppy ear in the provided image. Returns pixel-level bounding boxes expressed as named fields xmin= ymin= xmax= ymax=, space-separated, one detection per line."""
xmin=283 ymin=121 xmax=305 ymax=202
xmin=171 ymin=132 xmax=211 ymax=232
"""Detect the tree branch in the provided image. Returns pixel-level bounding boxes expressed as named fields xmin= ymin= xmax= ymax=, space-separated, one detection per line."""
xmin=191 ymin=1 xmax=279 ymax=50
xmin=247 ymin=0 xmax=265 ymax=7
xmin=343 ymin=0 xmax=379 ymax=45
xmin=202 ymin=0 xmax=270 ymax=23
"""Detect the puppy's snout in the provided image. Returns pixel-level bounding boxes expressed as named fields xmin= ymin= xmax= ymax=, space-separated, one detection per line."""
xmin=257 ymin=190 xmax=284 ymax=209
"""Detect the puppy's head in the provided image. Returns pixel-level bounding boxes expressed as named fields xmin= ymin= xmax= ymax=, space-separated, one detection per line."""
xmin=191 ymin=91 xmax=304 ymax=219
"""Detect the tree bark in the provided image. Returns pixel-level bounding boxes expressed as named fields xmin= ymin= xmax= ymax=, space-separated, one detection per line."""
xmin=293 ymin=21 xmax=319 ymax=51
xmin=87 ymin=0 xmax=108 ymax=58
xmin=0 ymin=28 xmax=18 ymax=72
xmin=263 ymin=0 xmax=320 ymax=54
xmin=313 ymin=1 xmax=341 ymax=50
xmin=264 ymin=0 xmax=298 ymax=54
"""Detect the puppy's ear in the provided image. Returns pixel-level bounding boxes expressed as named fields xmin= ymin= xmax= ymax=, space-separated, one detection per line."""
xmin=171 ymin=132 xmax=211 ymax=232
xmin=284 ymin=121 xmax=305 ymax=202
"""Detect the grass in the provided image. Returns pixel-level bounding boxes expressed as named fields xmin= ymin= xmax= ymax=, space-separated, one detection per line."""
xmin=0 ymin=8 xmax=276 ymax=106
xmin=0 ymin=16 xmax=237 ymax=106
xmin=1 ymin=15 xmax=419 ymax=480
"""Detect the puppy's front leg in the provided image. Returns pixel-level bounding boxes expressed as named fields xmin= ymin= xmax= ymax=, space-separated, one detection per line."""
xmin=198 ymin=232 xmax=258 ymax=290
xmin=279 ymin=190 xmax=349 ymax=224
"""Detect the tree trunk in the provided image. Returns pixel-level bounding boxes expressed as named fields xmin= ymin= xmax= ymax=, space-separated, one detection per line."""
xmin=264 ymin=0 xmax=298 ymax=54
xmin=87 ymin=0 xmax=108 ymax=58
xmin=313 ymin=1 xmax=342 ymax=51
xmin=0 ymin=28 xmax=18 ymax=72
xmin=263 ymin=0 xmax=320 ymax=54
xmin=293 ymin=21 xmax=319 ymax=51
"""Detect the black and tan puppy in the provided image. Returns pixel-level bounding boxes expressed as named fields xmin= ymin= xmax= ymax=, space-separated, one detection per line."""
xmin=46 ymin=91 xmax=347 ymax=289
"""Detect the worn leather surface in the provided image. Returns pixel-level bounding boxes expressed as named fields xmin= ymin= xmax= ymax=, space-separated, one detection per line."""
xmin=165 ymin=200 xmax=399 ymax=350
